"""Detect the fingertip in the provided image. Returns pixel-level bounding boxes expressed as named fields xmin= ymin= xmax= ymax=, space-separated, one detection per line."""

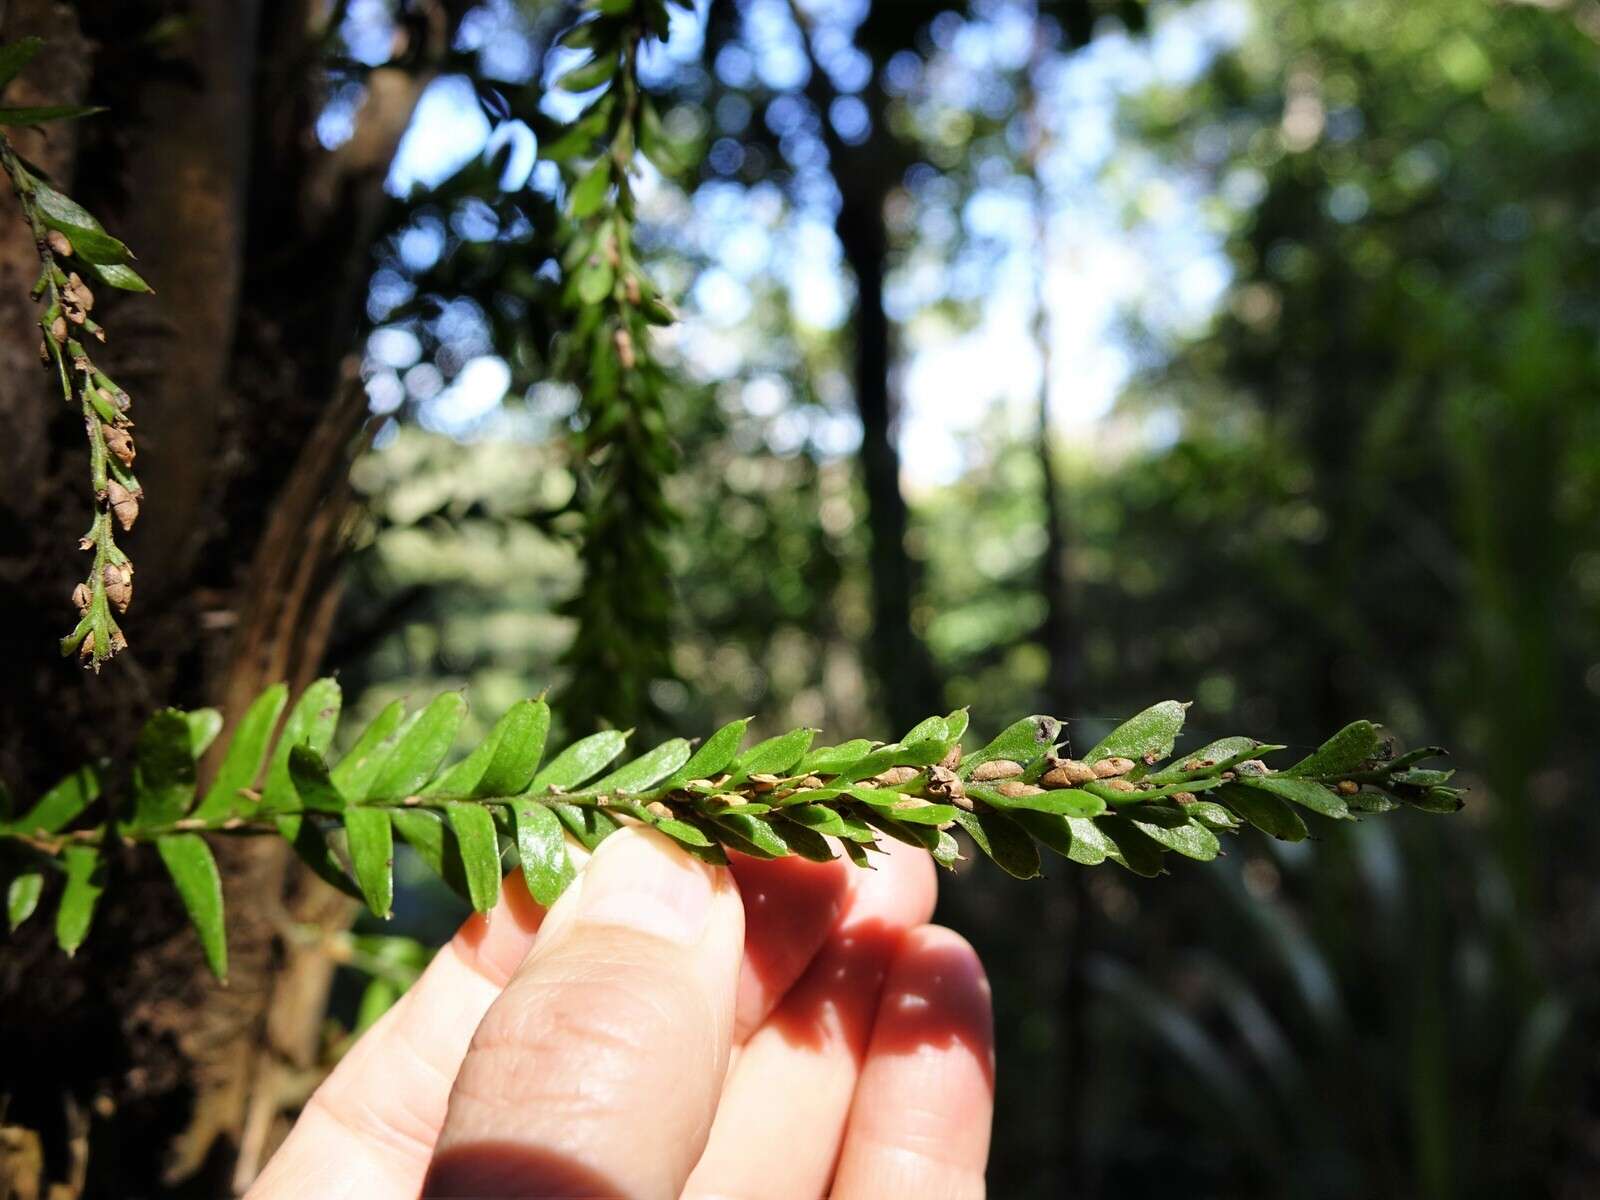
xmin=729 ymin=851 xmax=853 ymax=1039
xmin=879 ymin=925 xmax=994 ymax=1086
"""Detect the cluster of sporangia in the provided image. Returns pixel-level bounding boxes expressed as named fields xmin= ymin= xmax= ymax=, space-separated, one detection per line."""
xmin=36 ymin=223 xmax=142 ymax=667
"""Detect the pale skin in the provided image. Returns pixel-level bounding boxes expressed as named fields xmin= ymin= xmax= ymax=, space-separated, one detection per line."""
xmin=247 ymin=825 xmax=995 ymax=1199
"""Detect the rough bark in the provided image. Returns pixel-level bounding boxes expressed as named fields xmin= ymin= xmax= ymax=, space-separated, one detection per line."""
xmin=0 ymin=2 xmax=457 ymax=1194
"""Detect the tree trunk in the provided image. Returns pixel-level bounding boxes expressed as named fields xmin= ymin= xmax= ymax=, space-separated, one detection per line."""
xmin=0 ymin=3 xmax=456 ymax=1193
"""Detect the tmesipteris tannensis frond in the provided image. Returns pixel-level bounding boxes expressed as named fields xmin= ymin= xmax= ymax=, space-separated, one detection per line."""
xmin=0 ymin=681 xmax=1461 ymax=979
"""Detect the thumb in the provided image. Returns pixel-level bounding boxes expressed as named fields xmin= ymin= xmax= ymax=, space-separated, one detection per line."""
xmin=424 ymin=825 xmax=744 ymax=1200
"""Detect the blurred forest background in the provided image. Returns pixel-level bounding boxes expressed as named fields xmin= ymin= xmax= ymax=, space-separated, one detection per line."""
xmin=324 ymin=0 xmax=1600 ymax=1195
xmin=5 ymin=0 xmax=1593 ymax=1194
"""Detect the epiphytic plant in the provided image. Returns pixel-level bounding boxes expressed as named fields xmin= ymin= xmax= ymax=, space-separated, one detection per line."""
xmin=0 ymin=682 xmax=1459 ymax=979
xmin=0 ymin=36 xmax=152 ymax=671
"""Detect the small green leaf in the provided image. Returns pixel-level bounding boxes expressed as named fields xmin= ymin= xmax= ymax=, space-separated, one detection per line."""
xmin=1011 ymin=811 xmax=1077 ymax=861
xmin=287 ymin=746 xmax=344 ymax=813
xmin=30 ymin=181 xmax=132 ymax=265
xmin=510 ymin=799 xmax=573 ymax=906
xmin=568 ymin=157 xmax=612 ymax=219
xmin=967 ymin=785 xmax=1106 ymax=819
xmin=775 ymin=819 xmax=836 ymax=863
xmin=0 ymin=37 xmax=44 ymax=91
xmin=711 ymin=812 xmax=791 ymax=859
xmin=329 ymin=699 xmax=406 ymax=802
xmin=847 ymin=788 xmax=958 ymax=826
xmin=84 ymin=261 xmax=153 ymax=293
xmin=532 ymin=730 xmax=629 ymax=791
xmin=195 ymin=683 xmax=286 ymax=820
xmin=1216 ymin=782 xmax=1308 ymax=841
xmin=593 ymin=738 xmax=691 ymax=793
xmin=1133 ymin=818 xmax=1220 ymax=861
xmin=654 ymin=816 xmax=715 ymax=847
xmin=1146 ymin=736 xmax=1262 ymax=783
xmin=729 ymin=728 xmax=815 ymax=783
xmin=474 ymin=699 xmax=551 ymax=796
xmin=1244 ymin=776 xmax=1352 ymax=820
xmin=1084 ymin=701 xmax=1188 ymax=766
xmin=56 ymin=842 xmax=105 ymax=955
xmin=446 ymin=801 xmax=502 ymax=912
xmin=1406 ymin=787 xmax=1466 ymax=814
xmin=0 ymin=104 xmax=106 ymax=125
xmin=155 ymin=833 xmax=227 ymax=979
xmin=13 ymin=766 xmax=98 ymax=834
xmin=662 ymin=718 xmax=748 ymax=787
xmin=962 ymin=716 xmax=1060 ymax=778
xmin=184 ymin=708 xmax=224 ymax=758
xmin=344 ymin=807 xmax=395 ymax=918
xmin=556 ymin=51 xmax=619 ymax=93
xmin=931 ymin=829 xmax=963 ymax=869
xmin=1185 ymin=801 xmax=1241 ymax=830
xmin=953 ymin=809 xmax=1040 ymax=879
xmin=840 ymin=739 xmax=948 ymax=781
xmin=942 ymin=708 xmax=971 ymax=746
xmin=7 ymin=872 xmax=43 ymax=931
xmin=797 ymin=739 xmax=873 ymax=775
xmin=131 ymin=710 xmax=197 ymax=828
xmin=1283 ymin=720 xmax=1383 ymax=778
xmin=368 ymin=692 xmax=466 ymax=800
xmin=842 ymin=838 xmax=875 ymax=869
xmin=898 ymin=715 xmax=950 ymax=747
xmin=261 ymin=678 xmax=342 ymax=811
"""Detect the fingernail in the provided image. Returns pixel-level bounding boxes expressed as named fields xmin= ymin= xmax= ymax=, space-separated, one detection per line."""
xmin=577 ymin=828 xmax=714 ymax=945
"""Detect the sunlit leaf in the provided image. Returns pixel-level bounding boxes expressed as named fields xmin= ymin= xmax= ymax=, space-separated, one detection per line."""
xmin=447 ymin=801 xmax=501 ymax=912
xmin=729 ymin=728 xmax=815 ymax=783
xmin=261 ymin=678 xmax=342 ymax=811
xmin=368 ymin=692 xmax=466 ymax=800
xmin=1283 ymin=720 xmax=1383 ymax=778
xmin=13 ymin=766 xmax=98 ymax=835
xmin=344 ymin=806 xmax=394 ymax=918
xmin=510 ymin=798 xmax=572 ymax=906
xmin=662 ymin=718 xmax=748 ymax=787
xmin=532 ymin=730 xmax=628 ymax=792
xmin=593 ymin=738 xmax=691 ymax=793
xmin=1084 ymin=701 xmax=1188 ymax=766
xmin=55 ymin=842 xmax=104 ymax=955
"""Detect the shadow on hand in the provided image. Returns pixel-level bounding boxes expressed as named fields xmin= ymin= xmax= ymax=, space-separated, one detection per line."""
xmin=422 ymin=1141 xmax=630 ymax=1199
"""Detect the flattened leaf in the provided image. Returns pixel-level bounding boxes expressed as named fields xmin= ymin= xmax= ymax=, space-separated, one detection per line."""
xmin=847 ymin=788 xmax=958 ymax=826
xmin=1133 ymin=818 xmax=1220 ymax=861
xmin=474 ymin=699 xmax=550 ymax=796
xmin=0 ymin=104 xmax=105 ymax=125
xmin=860 ymin=809 xmax=942 ymax=852
xmin=510 ymin=799 xmax=572 ymax=906
xmin=1063 ymin=816 xmax=1112 ymax=865
xmin=155 ymin=834 xmax=227 ymax=979
xmin=962 ymin=716 xmax=1060 ymax=778
xmin=184 ymin=709 xmax=224 ymax=758
xmin=568 ymin=157 xmax=612 ymax=218
xmin=14 ymin=766 xmax=98 ymax=835
xmin=593 ymin=738 xmax=691 ymax=793
xmin=532 ymin=730 xmax=629 ymax=792
xmin=368 ymin=692 xmax=467 ymax=800
xmin=729 ymin=728 xmax=815 ymax=783
xmin=1217 ymin=782 xmax=1308 ymax=842
xmin=662 ymin=718 xmax=748 ymax=787
xmin=898 ymin=715 xmax=950 ymax=747
xmin=712 ymin=812 xmax=791 ymax=859
xmin=262 ymin=678 xmax=342 ymax=811
xmin=7 ymin=871 xmax=43 ymax=932
xmin=287 ymin=746 xmax=344 ymax=813
xmin=446 ymin=801 xmax=502 ymax=912
xmin=942 ymin=708 xmax=971 ymax=747
xmin=798 ymin=739 xmax=873 ymax=775
xmin=195 ymin=683 xmax=286 ymax=820
xmin=775 ymin=819 xmax=836 ymax=863
xmin=953 ymin=809 xmax=1040 ymax=879
xmin=131 ymin=710 xmax=197 ymax=828
xmin=968 ymin=785 xmax=1106 ymax=819
xmin=344 ymin=806 xmax=395 ymax=918
xmin=30 ymin=180 xmax=131 ymax=265
xmin=56 ymin=842 xmax=105 ymax=955
xmin=1085 ymin=701 xmax=1188 ymax=766
xmin=390 ymin=808 xmax=472 ymax=904
xmin=1283 ymin=720 xmax=1383 ymax=778
xmin=1244 ymin=776 xmax=1351 ymax=820
xmin=84 ymin=261 xmax=153 ymax=293
xmin=342 ymin=809 xmax=392 ymax=921
xmin=329 ymin=699 xmax=406 ymax=801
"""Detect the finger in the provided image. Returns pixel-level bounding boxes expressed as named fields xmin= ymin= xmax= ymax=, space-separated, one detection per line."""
xmin=424 ymin=825 xmax=744 ymax=1200
xmin=831 ymin=925 xmax=995 ymax=1200
xmin=726 ymin=850 xmax=853 ymax=1041
xmin=682 ymin=839 xmax=938 ymax=1200
xmin=246 ymin=867 xmax=559 ymax=1200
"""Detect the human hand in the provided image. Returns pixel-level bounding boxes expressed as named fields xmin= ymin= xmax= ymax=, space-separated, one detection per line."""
xmin=247 ymin=825 xmax=994 ymax=1199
